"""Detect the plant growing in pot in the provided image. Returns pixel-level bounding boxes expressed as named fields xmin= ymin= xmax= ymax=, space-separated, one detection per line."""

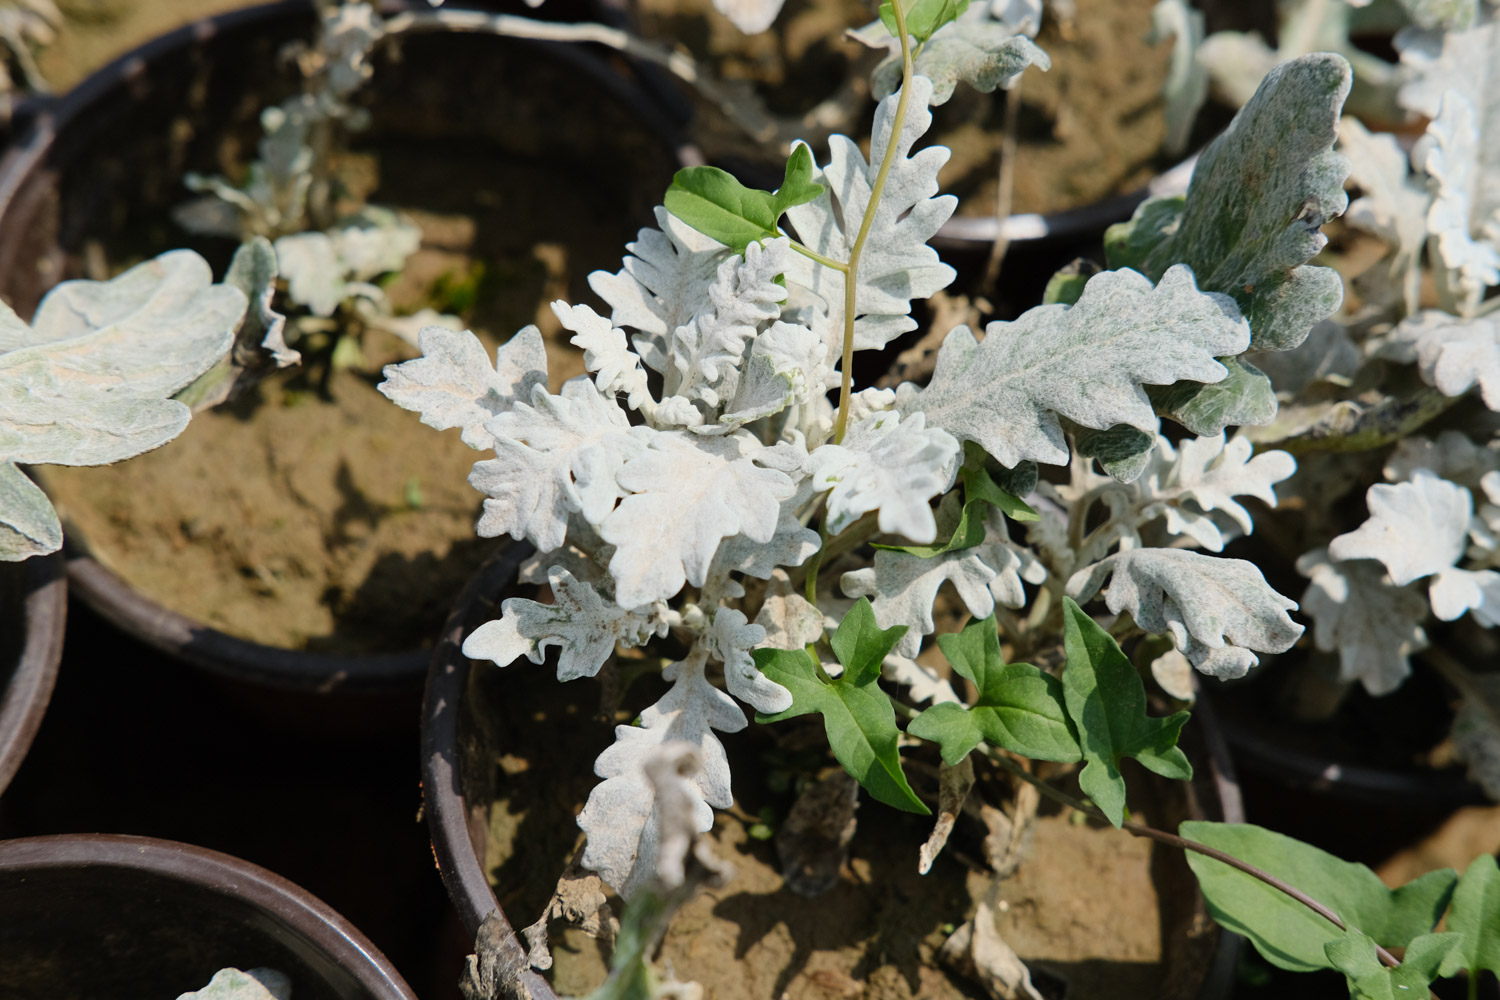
xmin=382 ymin=0 xmax=1500 ymax=991
xmin=5 ymin=0 xmax=683 ymax=689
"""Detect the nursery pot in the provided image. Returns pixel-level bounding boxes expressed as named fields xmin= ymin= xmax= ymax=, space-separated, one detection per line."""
xmin=0 ymin=551 xmax=65 ymax=799
xmin=0 ymin=1 xmax=683 ymax=692
xmin=0 ymin=833 xmax=418 ymax=1000
xmin=423 ymin=545 xmax=1246 ymax=1000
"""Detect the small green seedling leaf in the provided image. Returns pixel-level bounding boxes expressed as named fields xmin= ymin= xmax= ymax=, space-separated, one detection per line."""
xmin=1438 ymin=853 xmax=1500 ymax=980
xmin=757 ymin=598 xmax=929 ymax=815
xmin=664 ymin=144 xmax=823 ymax=254
xmin=1178 ymin=821 xmax=1459 ymax=973
xmin=908 ymin=614 xmax=1081 ymax=764
xmin=879 ymin=0 xmax=971 ymax=44
xmin=872 ymin=462 xmax=1035 ymax=557
xmin=1325 ymin=929 xmax=1458 ymax=1000
xmin=1061 ymin=597 xmax=1191 ymax=827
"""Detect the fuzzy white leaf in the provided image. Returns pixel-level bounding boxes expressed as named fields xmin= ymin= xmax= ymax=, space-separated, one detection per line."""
xmin=713 ymin=0 xmax=784 ymax=33
xmin=883 ymin=651 xmax=962 ymax=705
xmin=908 ymin=265 xmax=1247 ymax=468
xmin=462 ymin=566 xmax=665 ymax=681
xmin=707 ymin=477 xmax=821 ymax=583
xmin=0 ymin=250 xmax=243 ymax=473
xmin=852 ymin=7 xmax=1051 ymax=105
xmin=1329 ymin=471 xmax=1471 ymax=586
xmin=1136 ymin=434 xmax=1296 ymax=552
xmin=720 ymin=320 xmax=836 ymax=429
xmin=379 ymin=326 xmax=547 ymax=450
xmin=1249 ymin=320 xmax=1359 ymax=396
xmin=1412 ymin=91 xmax=1500 ymax=304
xmin=578 ymin=648 xmax=744 ymax=898
xmin=0 ymin=461 xmax=60 ymax=560
xmin=705 ymin=607 xmax=790 ymax=713
xmin=601 ymin=430 xmax=795 ymax=607
xmin=1067 ymin=549 xmax=1303 ymax=679
xmin=588 ymin=207 xmax=730 ymax=376
xmin=1385 ymin=431 xmax=1500 ymax=487
xmin=271 ymin=232 xmax=345 ymax=316
xmin=469 ymin=377 xmax=648 ymax=552
xmin=1339 ymin=117 xmax=1430 ymax=308
xmin=668 ymin=238 xmax=789 ymax=410
xmin=551 ymin=302 xmax=653 ymax=412
xmin=1296 ymin=548 xmax=1430 ymax=696
xmin=1386 ymin=310 xmax=1500 ymax=409
xmin=808 ymin=410 xmax=960 ymax=544
xmin=783 ymin=76 xmax=957 ymax=353
xmin=177 ymin=968 xmax=291 ymax=1000
xmin=754 ymin=573 xmax=825 ymax=650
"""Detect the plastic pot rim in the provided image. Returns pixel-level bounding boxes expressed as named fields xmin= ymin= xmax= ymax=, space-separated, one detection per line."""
xmin=0 ymin=550 xmax=65 ymax=798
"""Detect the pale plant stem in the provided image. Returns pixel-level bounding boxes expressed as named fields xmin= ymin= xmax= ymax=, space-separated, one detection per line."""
xmin=831 ymin=2 xmax=915 ymax=446
xmin=976 ymin=749 xmax=1420 ymax=983
xmin=980 ymin=76 xmax=1023 ymax=296
xmin=790 ymin=240 xmax=849 ymax=273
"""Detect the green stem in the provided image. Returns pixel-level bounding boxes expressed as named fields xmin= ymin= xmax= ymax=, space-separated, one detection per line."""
xmin=831 ymin=0 xmax=915 ymax=445
xmin=790 ymin=240 xmax=849 ymax=273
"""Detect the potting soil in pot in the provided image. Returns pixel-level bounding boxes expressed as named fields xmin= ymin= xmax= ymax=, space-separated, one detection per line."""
xmin=464 ymin=657 xmax=1218 ymax=1000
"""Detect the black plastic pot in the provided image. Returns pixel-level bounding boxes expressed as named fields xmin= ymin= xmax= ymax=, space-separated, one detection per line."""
xmin=422 ymin=544 xmax=1246 ymax=999
xmin=0 ymin=1 xmax=683 ymax=692
xmin=0 ymin=551 xmax=65 ymax=800
xmin=0 ymin=833 xmax=418 ymax=1000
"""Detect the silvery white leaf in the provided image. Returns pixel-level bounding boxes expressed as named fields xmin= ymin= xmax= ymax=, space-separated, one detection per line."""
xmin=1147 ymin=0 xmax=1208 ymax=157
xmin=1119 ymin=54 xmax=1352 ymax=352
xmin=908 ymin=265 xmax=1247 ymax=468
xmin=705 ymin=606 xmax=790 ymax=713
xmin=380 ymin=325 xmax=547 ymax=451
xmin=1067 ymin=548 xmax=1303 ymax=679
xmin=552 ymin=301 xmax=653 ymax=412
xmin=1296 ymin=547 xmax=1429 ymax=696
xmin=841 ymin=534 xmax=1009 ymax=659
xmin=1396 ymin=0 xmax=1481 ymax=30
xmin=1384 ymin=310 xmax=1500 ymax=409
xmin=1325 ymin=471 xmax=1498 ymax=622
xmin=721 ymin=321 xmax=836 ymax=430
xmin=330 ymin=207 xmax=422 ymax=282
xmin=0 ymin=462 xmax=60 ymax=561
xmin=320 ymin=1 xmax=383 ymax=98
xmin=1136 ymin=434 xmax=1296 ymax=552
xmin=852 ymin=7 xmax=1052 ymax=105
xmin=1412 ymin=90 xmax=1500 ymax=307
xmin=707 ymin=477 xmax=821 ymax=582
xmin=1384 ymin=431 xmax=1500 ymax=487
xmin=1150 ymin=647 xmax=1196 ymax=701
xmin=1248 ymin=320 xmax=1358 ymax=396
xmin=177 ymin=968 xmax=291 ymax=1000
xmin=462 ymin=565 xmax=666 ymax=681
xmin=601 ymin=430 xmax=795 ymax=607
xmin=668 ymin=237 xmax=789 ymax=409
xmin=784 ymin=76 xmax=957 ymax=352
xmin=1397 ymin=12 xmax=1498 ymax=124
xmin=470 ymin=376 xmax=648 ymax=552
xmin=883 ymin=651 xmax=961 ymax=705
xmin=272 ymin=232 xmax=345 ymax=316
xmin=808 ymin=409 xmax=960 ymax=544
xmin=0 ymin=250 xmax=243 ymax=472
xmin=712 ymin=0 xmax=784 ymax=33
xmin=1338 ymin=117 xmax=1430 ymax=311
xmin=754 ymin=572 xmax=825 ymax=650
xmin=589 ymin=207 xmax=730 ymax=376
xmin=578 ymin=647 xmax=744 ymax=898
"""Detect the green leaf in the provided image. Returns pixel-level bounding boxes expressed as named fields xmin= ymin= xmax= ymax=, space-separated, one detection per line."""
xmin=908 ymin=615 xmax=1081 ymax=764
xmin=1148 ymin=355 xmax=1276 ymax=437
xmin=1042 ymin=260 xmax=1099 ymax=307
xmin=1178 ymin=821 xmax=1459 ymax=973
xmin=1106 ymin=53 xmax=1352 ymax=352
xmin=757 ymin=599 xmax=929 ymax=815
xmin=1069 ymin=423 xmax=1156 ymax=483
xmin=879 ymin=0 xmax=971 ymax=44
xmin=872 ymin=462 xmax=1035 ymax=557
xmin=1325 ymin=929 xmax=1459 ymax=1000
xmin=663 ymin=144 xmax=823 ymax=255
xmin=1060 ymin=597 xmax=1191 ymax=827
xmin=1439 ymin=853 xmax=1500 ymax=980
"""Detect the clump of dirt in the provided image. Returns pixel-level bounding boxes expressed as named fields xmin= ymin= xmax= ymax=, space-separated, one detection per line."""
xmin=462 ymin=650 xmax=1223 ymax=1000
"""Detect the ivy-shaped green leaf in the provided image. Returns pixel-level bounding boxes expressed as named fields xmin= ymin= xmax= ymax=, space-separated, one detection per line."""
xmin=1325 ymin=929 xmax=1459 ymax=1000
xmin=1061 ymin=597 xmax=1191 ymax=827
xmin=872 ymin=461 xmax=1036 ymax=558
xmin=664 ymin=144 xmax=823 ymax=255
xmin=1178 ymin=821 xmax=1459 ymax=973
xmin=879 ymin=0 xmax=971 ymax=44
xmin=908 ymin=614 xmax=1081 ymax=764
xmin=756 ymin=598 xmax=929 ymax=815
xmin=1438 ymin=853 xmax=1500 ymax=981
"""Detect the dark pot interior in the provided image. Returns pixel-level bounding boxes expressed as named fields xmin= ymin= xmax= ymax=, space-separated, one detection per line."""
xmin=0 ymin=1 xmax=682 ymax=691
xmin=0 ymin=833 xmax=417 ymax=1000
xmin=423 ymin=545 xmax=1246 ymax=1000
xmin=0 ymin=551 xmax=65 ymax=799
